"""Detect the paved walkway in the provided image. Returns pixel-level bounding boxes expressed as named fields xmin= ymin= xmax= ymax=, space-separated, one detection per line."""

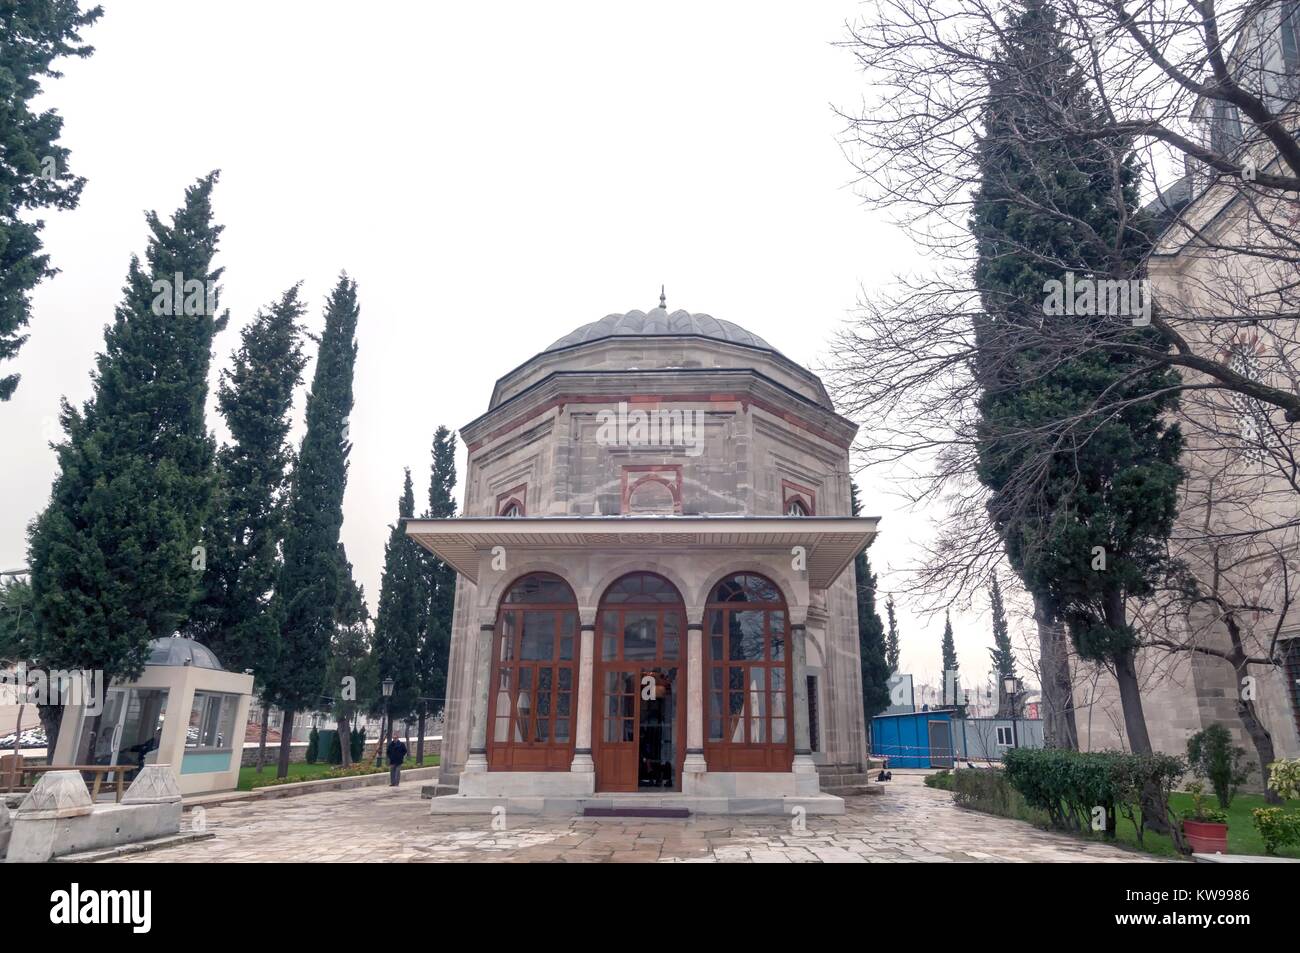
xmin=111 ymin=773 xmax=1164 ymax=863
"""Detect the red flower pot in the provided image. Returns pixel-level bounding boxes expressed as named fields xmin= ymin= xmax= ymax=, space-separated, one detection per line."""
xmin=1183 ymin=820 xmax=1229 ymax=854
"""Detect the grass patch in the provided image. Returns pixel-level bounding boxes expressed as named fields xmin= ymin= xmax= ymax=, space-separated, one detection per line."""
xmin=237 ymin=755 xmax=439 ymax=792
xmin=948 ymin=769 xmax=1299 ymax=859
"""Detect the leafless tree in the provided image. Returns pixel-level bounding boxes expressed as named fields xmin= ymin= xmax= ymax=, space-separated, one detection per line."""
xmin=830 ymin=0 xmax=1300 ymax=749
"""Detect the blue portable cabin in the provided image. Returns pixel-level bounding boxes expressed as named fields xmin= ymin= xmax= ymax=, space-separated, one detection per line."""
xmin=871 ymin=710 xmax=956 ymax=768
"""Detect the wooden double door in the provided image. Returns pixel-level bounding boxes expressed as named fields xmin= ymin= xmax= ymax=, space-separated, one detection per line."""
xmin=593 ymin=602 xmax=687 ymax=792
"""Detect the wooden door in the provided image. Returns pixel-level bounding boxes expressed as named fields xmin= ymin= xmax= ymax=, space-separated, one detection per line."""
xmin=593 ymin=596 xmax=686 ymax=792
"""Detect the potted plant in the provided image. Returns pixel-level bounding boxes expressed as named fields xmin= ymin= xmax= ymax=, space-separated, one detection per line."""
xmin=1182 ymin=782 xmax=1230 ymax=854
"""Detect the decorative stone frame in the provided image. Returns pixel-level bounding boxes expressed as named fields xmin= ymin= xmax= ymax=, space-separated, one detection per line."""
xmin=496 ymin=483 xmax=528 ymax=517
xmin=621 ymin=464 xmax=683 ymax=515
xmin=781 ymin=479 xmax=816 ymax=516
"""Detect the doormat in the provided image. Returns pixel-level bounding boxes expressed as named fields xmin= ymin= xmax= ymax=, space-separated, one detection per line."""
xmin=584 ymin=807 xmax=691 ymax=819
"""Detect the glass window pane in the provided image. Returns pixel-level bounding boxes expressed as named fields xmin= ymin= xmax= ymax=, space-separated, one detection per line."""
xmin=499 ymin=613 xmax=515 ymax=661
xmin=623 ymin=613 xmax=658 ymax=661
xmin=494 ymin=716 xmax=510 ymax=742
xmin=771 ymin=718 xmax=787 ymax=744
xmin=557 ymin=693 xmax=571 ymax=716
xmin=558 ymin=668 xmax=573 ymax=691
xmin=729 ymin=611 xmax=764 ymax=660
xmin=538 ymin=668 xmax=553 ymax=692
xmin=663 ymin=613 xmax=680 ymax=661
xmin=602 ymin=611 xmax=618 ymax=660
xmin=560 ymin=611 xmax=576 ymax=659
xmin=521 ymin=612 xmax=556 ymax=660
xmin=555 ymin=718 xmax=570 ymax=742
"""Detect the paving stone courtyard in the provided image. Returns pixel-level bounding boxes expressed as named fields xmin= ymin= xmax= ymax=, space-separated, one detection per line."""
xmin=105 ymin=773 xmax=1167 ymax=863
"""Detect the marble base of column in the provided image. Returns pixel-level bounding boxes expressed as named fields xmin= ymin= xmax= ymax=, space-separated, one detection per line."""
xmin=464 ymin=750 xmax=488 ymax=773
xmin=792 ymin=751 xmax=817 ymax=774
xmin=570 ymin=749 xmax=594 ymax=773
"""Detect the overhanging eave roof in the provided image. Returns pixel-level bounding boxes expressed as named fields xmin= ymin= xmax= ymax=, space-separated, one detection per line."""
xmin=404 ymin=516 xmax=879 ymax=591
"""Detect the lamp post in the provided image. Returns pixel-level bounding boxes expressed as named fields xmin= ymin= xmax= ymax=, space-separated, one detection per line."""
xmin=1003 ymin=676 xmax=1021 ymax=750
xmin=375 ymin=677 xmax=395 ymax=767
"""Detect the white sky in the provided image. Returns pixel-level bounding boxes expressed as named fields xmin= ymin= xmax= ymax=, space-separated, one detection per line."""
xmin=0 ymin=0 xmax=1029 ymax=692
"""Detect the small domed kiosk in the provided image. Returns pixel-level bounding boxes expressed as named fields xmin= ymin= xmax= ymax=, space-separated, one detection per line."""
xmin=53 ymin=636 xmax=254 ymax=796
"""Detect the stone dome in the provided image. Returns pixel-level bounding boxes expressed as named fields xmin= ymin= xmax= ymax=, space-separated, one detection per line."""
xmin=544 ymin=306 xmax=777 ymax=354
xmin=146 ymin=636 xmax=226 ymax=671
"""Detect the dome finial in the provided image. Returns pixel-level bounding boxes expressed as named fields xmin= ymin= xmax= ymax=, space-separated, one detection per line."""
xmin=659 ymin=285 xmax=666 ymax=310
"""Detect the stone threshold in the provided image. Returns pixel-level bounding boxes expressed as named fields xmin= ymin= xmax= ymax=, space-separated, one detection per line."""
xmin=51 ymin=831 xmax=216 ymax=863
xmin=429 ymin=792 xmax=845 ymax=816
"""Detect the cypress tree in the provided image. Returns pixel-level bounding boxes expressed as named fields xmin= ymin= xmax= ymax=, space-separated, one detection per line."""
xmin=372 ymin=469 xmax=423 ymax=757
xmin=415 ymin=424 xmax=457 ymax=763
xmin=268 ymin=274 xmax=359 ymax=777
xmin=940 ymin=612 xmax=958 ymax=705
xmin=851 ymin=482 xmax=891 ymax=731
xmin=28 ymin=173 xmax=226 ymax=749
xmin=186 ymin=286 xmax=307 ymax=678
xmin=327 ymin=542 xmax=371 ymax=768
xmin=970 ymin=0 xmax=1182 ymax=758
xmin=989 ymin=577 xmax=1018 ymax=715
xmin=988 ymin=576 xmax=1016 ymax=681
xmin=885 ymin=594 xmax=900 ymax=673
xmin=0 ymin=1 xmax=102 ymax=399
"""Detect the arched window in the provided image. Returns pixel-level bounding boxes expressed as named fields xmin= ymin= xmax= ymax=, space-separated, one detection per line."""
xmin=704 ymin=573 xmax=793 ymax=771
xmin=499 ymin=500 xmax=524 ymax=518
xmin=487 ymin=573 xmax=578 ymax=771
xmin=785 ymin=498 xmax=808 ymax=517
xmin=627 ymin=478 xmax=677 ymax=514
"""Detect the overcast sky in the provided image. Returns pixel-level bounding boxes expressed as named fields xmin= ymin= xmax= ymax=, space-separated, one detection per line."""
xmin=1 ymin=0 xmax=1029 ymax=693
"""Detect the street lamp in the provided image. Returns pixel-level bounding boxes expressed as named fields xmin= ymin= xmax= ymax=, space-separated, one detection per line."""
xmin=375 ymin=677 xmax=395 ymax=766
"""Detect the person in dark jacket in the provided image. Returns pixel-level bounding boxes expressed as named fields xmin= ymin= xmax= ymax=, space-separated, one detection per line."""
xmin=386 ymin=734 xmax=408 ymax=786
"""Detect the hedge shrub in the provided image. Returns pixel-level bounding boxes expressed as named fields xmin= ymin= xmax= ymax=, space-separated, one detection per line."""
xmin=924 ymin=770 xmax=954 ymax=791
xmin=1002 ymin=748 xmax=1186 ymax=848
xmin=952 ymin=768 xmax=1048 ymax=826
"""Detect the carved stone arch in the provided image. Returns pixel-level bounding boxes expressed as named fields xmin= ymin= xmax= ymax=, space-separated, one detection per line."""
xmin=695 ymin=560 xmax=807 ymax=620
xmin=474 ymin=558 xmax=579 ymax=616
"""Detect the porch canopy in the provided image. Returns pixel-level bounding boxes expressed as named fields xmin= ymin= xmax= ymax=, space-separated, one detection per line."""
xmin=404 ymin=515 xmax=879 ymax=590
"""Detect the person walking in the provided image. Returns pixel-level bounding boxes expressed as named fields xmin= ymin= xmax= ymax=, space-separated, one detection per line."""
xmin=386 ymin=733 xmax=408 ymax=787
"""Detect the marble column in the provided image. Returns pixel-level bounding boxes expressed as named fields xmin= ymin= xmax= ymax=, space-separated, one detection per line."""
xmin=791 ymin=622 xmax=816 ymax=776
xmin=571 ymin=623 xmax=596 ymax=774
xmin=682 ymin=619 xmax=707 ymax=790
xmin=464 ymin=621 xmax=496 ymax=774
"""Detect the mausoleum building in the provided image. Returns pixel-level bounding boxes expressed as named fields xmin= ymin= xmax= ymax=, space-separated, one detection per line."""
xmin=408 ymin=300 xmax=878 ymax=813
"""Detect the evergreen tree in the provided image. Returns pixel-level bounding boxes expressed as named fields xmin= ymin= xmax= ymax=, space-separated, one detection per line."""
xmin=940 ymin=612 xmax=958 ymax=705
xmin=415 ymin=424 xmax=457 ymax=763
xmin=970 ymin=0 xmax=1182 ymax=757
xmin=186 ymin=286 xmax=307 ymax=678
xmin=851 ymin=482 xmax=891 ymax=729
xmin=27 ymin=174 xmax=226 ymax=749
xmin=988 ymin=576 xmax=1018 ymax=715
xmin=885 ymin=594 xmax=900 ymax=672
xmin=0 ymin=1 xmax=102 ymax=399
xmin=267 ymin=274 xmax=359 ymax=777
xmin=988 ymin=576 xmax=1016 ymax=681
xmin=0 ymin=577 xmax=35 ymax=663
xmin=326 ymin=543 xmax=370 ymax=768
xmin=372 ymin=469 xmax=423 ymax=757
